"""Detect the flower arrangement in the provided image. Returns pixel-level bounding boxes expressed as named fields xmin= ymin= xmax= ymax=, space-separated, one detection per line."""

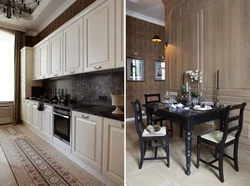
xmin=185 ymin=69 xmax=203 ymax=97
xmin=186 ymin=70 xmax=203 ymax=83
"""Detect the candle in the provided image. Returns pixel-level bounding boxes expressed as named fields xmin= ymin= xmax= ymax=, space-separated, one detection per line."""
xmin=217 ymin=70 xmax=219 ymax=89
xmin=183 ymin=73 xmax=185 ymax=86
xmin=186 ymin=82 xmax=189 ymax=92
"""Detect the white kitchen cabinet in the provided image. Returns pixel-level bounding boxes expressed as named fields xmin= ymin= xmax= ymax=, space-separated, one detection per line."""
xmin=115 ymin=0 xmax=124 ymax=68
xmin=21 ymin=99 xmax=27 ymax=123
xmin=83 ymin=0 xmax=115 ymax=72
xmin=41 ymin=105 xmax=53 ymax=140
xmin=20 ymin=47 xmax=41 ymax=97
xmin=102 ymin=118 xmax=124 ymax=186
xmin=63 ymin=19 xmax=83 ymax=75
xmin=40 ymin=41 xmax=50 ymax=79
xmin=33 ymin=47 xmax=41 ymax=80
xmin=26 ymin=100 xmax=33 ymax=126
xmin=32 ymin=102 xmax=41 ymax=131
xmin=50 ymin=31 xmax=63 ymax=77
xmin=72 ymin=111 xmax=103 ymax=172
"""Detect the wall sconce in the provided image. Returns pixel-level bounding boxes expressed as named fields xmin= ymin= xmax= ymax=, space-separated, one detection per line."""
xmin=152 ymin=35 xmax=162 ymax=42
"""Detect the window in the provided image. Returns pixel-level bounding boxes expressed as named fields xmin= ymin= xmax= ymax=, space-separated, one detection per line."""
xmin=0 ymin=28 xmax=15 ymax=101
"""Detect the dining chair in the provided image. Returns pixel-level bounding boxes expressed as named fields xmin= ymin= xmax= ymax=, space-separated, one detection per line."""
xmin=131 ymin=99 xmax=170 ymax=169
xmin=144 ymin=93 xmax=181 ymax=137
xmin=196 ymin=102 xmax=247 ymax=183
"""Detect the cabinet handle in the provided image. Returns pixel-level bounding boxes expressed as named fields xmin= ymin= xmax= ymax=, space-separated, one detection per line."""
xmin=82 ymin=114 xmax=89 ymax=119
xmin=121 ymin=123 xmax=124 ymax=128
xmin=70 ymin=71 xmax=75 ymax=74
xmin=94 ymin=66 xmax=101 ymax=69
xmin=54 ymin=74 xmax=57 ymax=76
xmin=42 ymin=76 xmax=45 ymax=78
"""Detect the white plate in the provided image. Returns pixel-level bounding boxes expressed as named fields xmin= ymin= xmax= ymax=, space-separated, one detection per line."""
xmin=193 ymin=105 xmax=212 ymax=111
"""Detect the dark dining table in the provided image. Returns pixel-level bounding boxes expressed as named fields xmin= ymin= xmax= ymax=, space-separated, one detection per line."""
xmin=143 ymin=103 xmax=226 ymax=175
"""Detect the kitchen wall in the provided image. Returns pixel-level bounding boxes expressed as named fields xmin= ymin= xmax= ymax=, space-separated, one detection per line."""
xmin=126 ymin=16 xmax=166 ymax=118
xmin=42 ymin=70 xmax=124 ymax=107
xmin=163 ymin=0 xmax=250 ymax=153
xmin=26 ymin=0 xmax=96 ymax=46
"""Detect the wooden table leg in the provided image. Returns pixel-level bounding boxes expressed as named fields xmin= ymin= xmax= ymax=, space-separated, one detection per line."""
xmin=185 ymin=130 xmax=192 ymax=175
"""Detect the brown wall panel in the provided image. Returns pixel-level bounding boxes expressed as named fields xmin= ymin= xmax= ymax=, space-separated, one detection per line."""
xmin=126 ymin=16 xmax=166 ymax=118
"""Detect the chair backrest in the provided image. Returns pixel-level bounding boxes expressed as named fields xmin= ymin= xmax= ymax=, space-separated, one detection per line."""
xmin=221 ymin=102 xmax=247 ymax=145
xmin=131 ymin=99 xmax=146 ymax=138
xmin=144 ymin=93 xmax=161 ymax=104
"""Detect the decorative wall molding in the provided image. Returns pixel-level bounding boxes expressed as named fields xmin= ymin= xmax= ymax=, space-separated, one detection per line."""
xmin=126 ymin=10 xmax=165 ymax=26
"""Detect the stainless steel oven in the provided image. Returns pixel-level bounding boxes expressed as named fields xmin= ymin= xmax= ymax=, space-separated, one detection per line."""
xmin=53 ymin=106 xmax=71 ymax=145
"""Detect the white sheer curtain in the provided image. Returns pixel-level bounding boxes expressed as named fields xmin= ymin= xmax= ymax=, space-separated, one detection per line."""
xmin=0 ymin=28 xmax=15 ymax=101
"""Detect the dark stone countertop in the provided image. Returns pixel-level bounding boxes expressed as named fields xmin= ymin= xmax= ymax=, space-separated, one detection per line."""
xmin=72 ymin=106 xmax=124 ymax=122
xmin=25 ymin=99 xmax=124 ymax=122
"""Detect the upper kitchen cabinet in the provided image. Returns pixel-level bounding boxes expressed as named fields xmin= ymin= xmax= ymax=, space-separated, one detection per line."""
xmin=115 ymin=0 xmax=124 ymax=68
xmin=63 ymin=19 xmax=83 ymax=75
xmin=33 ymin=47 xmax=41 ymax=80
xmin=39 ymin=41 xmax=50 ymax=79
xmin=49 ymin=31 xmax=63 ymax=77
xmin=20 ymin=47 xmax=41 ymax=98
xmin=83 ymin=0 xmax=115 ymax=72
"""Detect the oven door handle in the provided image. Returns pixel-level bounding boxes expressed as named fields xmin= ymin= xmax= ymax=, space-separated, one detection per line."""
xmin=53 ymin=112 xmax=70 ymax=119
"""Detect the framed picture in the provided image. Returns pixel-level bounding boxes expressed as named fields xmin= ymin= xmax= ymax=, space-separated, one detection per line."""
xmin=154 ymin=60 xmax=165 ymax=81
xmin=126 ymin=57 xmax=145 ymax=81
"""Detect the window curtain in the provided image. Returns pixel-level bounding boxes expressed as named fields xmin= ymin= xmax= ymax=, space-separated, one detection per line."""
xmin=13 ymin=31 xmax=25 ymax=125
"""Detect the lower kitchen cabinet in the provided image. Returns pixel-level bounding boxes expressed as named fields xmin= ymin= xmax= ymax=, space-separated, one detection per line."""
xmin=26 ymin=100 xmax=33 ymax=126
xmin=21 ymin=99 xmax=27 ymax=123
xmin=32 ymin=102 xmax=41 ymax=131
xmin=72 ymin=111 xmax=103 ymax=172
xmin=102 ymin=118 xmax=124 ymax=186
xmin=41 ymin=105 xmax=53 ymax=140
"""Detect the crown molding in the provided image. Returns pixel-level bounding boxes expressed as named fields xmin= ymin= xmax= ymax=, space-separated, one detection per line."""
xmin=126 ymin=10 xmax=165 ymax=26
xmin=0 ymin=21 xmax=26 ymax=33
xmin=34 ymin=0 xmax=77 ymax=36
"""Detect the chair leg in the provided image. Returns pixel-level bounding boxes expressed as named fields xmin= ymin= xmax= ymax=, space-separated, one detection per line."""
xmin=214 ymin=147 xmax=218 ymax=158
xmin=197 ymin=136 xmax=201 ymax=168
xmin=139 ymin=139 xmax=145 ymax=169
xmin=160 ymin=120 xmax=163 ymax=127
xmin=233 ymin=141 xmax=239 ymax=171
xmin=155 ymin=147 xmax=158 ymax=158
xmin=166 ymin=137 xmax=170 ymax=167
xmin=218 ymin=150 xmax=225 ymax=183
xmin=180 ymin=125 xmax=183 ymax=138
xmin=170 ymin=121 xmax=173 ymax=138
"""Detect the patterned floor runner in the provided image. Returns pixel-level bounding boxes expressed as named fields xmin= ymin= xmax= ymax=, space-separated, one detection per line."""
xmin=0 ymin=125 xmax=105 ymax=186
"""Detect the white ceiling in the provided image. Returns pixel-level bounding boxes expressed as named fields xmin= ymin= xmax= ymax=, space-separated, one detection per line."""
xmin=126 ymin=0 xmax=165 ymax=26
xmin=0 ymin=0 xmax=77 ymax=36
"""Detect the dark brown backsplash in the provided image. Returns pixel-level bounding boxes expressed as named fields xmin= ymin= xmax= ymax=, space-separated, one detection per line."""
xmin=126 ymin=16 xmax=166 ymax=118
xmin=42 ymin=69 xmax=124 ymax=107
xmin=26 ymin=0 xmax=96 ymax=47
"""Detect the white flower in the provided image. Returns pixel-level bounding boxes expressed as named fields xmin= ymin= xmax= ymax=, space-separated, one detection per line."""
xmin=185 ymin=69 xmax=203 ymax=84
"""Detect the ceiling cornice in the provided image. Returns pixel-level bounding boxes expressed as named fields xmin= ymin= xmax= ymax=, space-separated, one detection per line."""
xmin=126 ymin=10 xmax=165 ymax=26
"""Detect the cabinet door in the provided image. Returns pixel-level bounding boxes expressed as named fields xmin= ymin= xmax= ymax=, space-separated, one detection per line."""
xmin=41 ymin=105 xmax=53 ymax=140
xmin=20 ymin=51 xmax=26 ymax=99
xmin=32 ymin=102 xmax=40 ymax=131
xmin=72 ymin=111 xmax=103 ymax=171
xmin=83 ymin=0 xmax=115 ymax=72
xmin=26 ymin=101 xmax=33 ymax=126
xmin=50 ymin=32 xmax=63 ymax=77
xmin=40 ymin=41 xmax=50 ymax=79
xmin=21 ymin=99 xmax=27 ymax=123
xmin=33 ymin=48 xmax=40 ymax=80
xmin=115 ymin=0 xmax=124 ymax=68
xmin=63 ymin=19 xmax=83 ymax=75
xmin=102 ymin=118 xmax=124 ymax=186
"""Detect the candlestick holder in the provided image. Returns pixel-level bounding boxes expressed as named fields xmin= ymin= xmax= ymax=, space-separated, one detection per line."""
xmin=215 ymin=87 xmax=220 ymax=108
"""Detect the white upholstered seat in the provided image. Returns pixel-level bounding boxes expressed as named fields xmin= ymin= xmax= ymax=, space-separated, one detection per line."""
xmin=142 ymin=126 xmax=167 ymax=137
